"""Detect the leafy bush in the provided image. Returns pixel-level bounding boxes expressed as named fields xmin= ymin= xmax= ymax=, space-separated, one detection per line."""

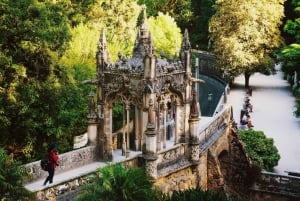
xmin=76 ymin=163 xmax=159 ymax=201
xmin=239 ymin=129 xmax=280 ymax=171
xmin=0 ymin=148 xmax=34 ymax=201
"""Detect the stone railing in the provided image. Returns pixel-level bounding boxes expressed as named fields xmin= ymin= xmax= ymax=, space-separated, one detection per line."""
xmin=198 ymin=106 xmax=231 ymax=147
xmin=252 ymin=171 xmax=300 ymax=198
xmin=156 ymin=106 xmax=232 ymax=178
xmin=34 ymin=154 xmax=141 ymax=201
xmin=157 ymin=143 xmax=190 ymax=177
xmin=24 ymin=146 xmax=97 ymax=183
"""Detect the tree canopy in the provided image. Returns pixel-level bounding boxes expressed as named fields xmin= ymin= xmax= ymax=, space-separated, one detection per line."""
xmin=139 ymin=0 xmax=215 ymax=49
xmin=278 ymin=0 xmax=300 ymax=117
xmin=148 ymin=12 xmax=182 ymax=57
xmin=209 ymin=0 xmax=285 ymax=87
xmin=279 ymin=0 xmax=300 ymax=77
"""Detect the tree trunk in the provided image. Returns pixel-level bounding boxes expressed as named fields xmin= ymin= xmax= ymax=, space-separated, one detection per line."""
xmin=244 ymin=72 xmax=251 ymax=88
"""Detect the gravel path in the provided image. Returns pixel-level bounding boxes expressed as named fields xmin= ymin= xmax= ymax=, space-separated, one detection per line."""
xmin=227 ymin=64 xmax=300 ymax=174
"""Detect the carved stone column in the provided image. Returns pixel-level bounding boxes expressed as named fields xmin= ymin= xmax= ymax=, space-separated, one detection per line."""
xmin=174 ymin=100 xmax=180 ymax=144
xmin=189 ymin=89 xmax=200 ymax=164
xmin=122 ymin=104 xmax=126 ymax=156
xmin=134 ymin=106 xmax=140 ymax=151
xmin=162 ymin=102 xmax=167 ymax=149
xmin=156 ymin=99 xmax=161 ymax=151
xmin=103 ymin=106 xmax=113 ymax=161
xmin=87 ymin=115 xmax=97 ymax=146
xmin=126 ymin=103 xmax=130 ymax=157
xmin=144 ymin=99 xmax=158 ymax=179
xmin=87 ymin=92 xmax=98 ymax=145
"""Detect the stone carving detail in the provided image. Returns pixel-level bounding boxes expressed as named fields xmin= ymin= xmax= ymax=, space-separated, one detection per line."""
xmin=148 ymin=99 xmax=155 ymax=126
xmin=190 ymin=145 xmax=200 ymax=162
xmin=161 ymin=147 xmax=181 ymax=162
xmin=145 ymin=160 xmax=157 ymax=178
xmin=190 ymin=89 xmax=199 ymax=118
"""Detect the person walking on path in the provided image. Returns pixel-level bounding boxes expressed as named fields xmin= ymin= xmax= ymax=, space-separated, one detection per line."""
xmin=43 ymin=143 xmax=59 ymax=186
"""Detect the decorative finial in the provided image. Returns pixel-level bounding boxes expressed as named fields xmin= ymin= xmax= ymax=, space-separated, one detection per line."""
xmin=96 ymin=29 xmax=111 ymax=70
xmin=141 ymin=5 xmax=148 ymax=30
xmin=182 ymin=29 xmax=191 ymax=50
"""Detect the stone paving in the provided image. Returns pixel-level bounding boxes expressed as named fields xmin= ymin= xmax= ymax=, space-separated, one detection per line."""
xmin=227 ymin=64 xmax=300 ymax=174
xmin=25 ymin=150 xmax=142 ymax=192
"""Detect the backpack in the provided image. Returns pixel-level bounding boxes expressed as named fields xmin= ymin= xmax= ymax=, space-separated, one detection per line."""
xmin=40 ymin=158 xmax=50 ymax=171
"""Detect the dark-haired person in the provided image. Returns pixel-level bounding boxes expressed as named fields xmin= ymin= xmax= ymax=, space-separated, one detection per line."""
xmin=43 ymin=143 xmax=59 ymax=186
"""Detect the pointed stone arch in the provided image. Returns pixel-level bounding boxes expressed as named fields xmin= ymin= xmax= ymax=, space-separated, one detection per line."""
xmin=84 ymin=6 xmax=198 ymax=161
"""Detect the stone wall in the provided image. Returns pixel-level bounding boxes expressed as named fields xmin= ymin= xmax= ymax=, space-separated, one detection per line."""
xmin=33 ymin=155 xmax=140 ymax=201
xmin=154 ymin=166 xmax=198 ymax=193
xmin=24 ymin=146 xmax=97 ymax=183
xmin=153 ymin=120 xmax=255 ymax=201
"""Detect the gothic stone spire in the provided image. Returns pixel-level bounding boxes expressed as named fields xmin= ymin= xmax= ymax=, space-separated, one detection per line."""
xmin=182 ymin=28 xmax=191 ymax=51
xmin=96 ymin=29 xmax=111 ymax=74
xmin=132 ymin=6 xmax=154 ymax=58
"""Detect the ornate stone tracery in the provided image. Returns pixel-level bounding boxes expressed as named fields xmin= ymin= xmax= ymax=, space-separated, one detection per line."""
xmin=84 ymin=6 xmax=202 ymax=162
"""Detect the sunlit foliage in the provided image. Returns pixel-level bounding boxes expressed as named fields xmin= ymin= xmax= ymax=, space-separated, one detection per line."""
xmin=148 ymin=12 xmax=182 ymax=57
xmin=209 ymin=0 xmax=285 ymax=87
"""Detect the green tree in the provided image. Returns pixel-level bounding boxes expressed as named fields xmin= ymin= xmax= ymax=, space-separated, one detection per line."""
xmin=0 ymin=148 xmax=34 ymax=201
xmin=209 ymin=0 xmax=285 ymax=87
xmin=0 ymin=0 xmax=71 ymax=78
xmin=0 ymin=0 xmax=91 ymax=162
xmin=148 ymin=12 xmax=182 ymax=57
xmin=76 ymin=163 xmax=159 ymax=201
xmin=279 ymin=0 xmax=300 ymax=78
xmin=239 ymin=129 xmax=280 ymax=171
xmin=137 ymin=0 xmax=178 ymax=16
xmin=44 ymin=0 xmax=97 ymax=26
xmin=278 ymin=0 xmax=300 ymax=116
xmin=138 ymin=0 xmax=215 ymax=49
xmin=87 ymin=0 xmax=141 ymax=60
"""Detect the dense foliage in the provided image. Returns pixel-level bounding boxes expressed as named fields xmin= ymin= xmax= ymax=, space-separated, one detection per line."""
xmin=139 ymin=0 xmax=215 ymax=49
xmin=76 ymin=163 xmax=159 ymax=201
xmin=239 ymin=129 xmax=280 ymax=171
xmin=278 ymin=0 xmax=300 ymax=116
xmin=209 ymin=0 xmax=285 ymax=87
xmin=0 ymin=0 xmax=86 ymax=162
xmin=0 ymin=148 xmax=33 ymax=201
xmin=148 ymin=12 xmax=182 ymax=56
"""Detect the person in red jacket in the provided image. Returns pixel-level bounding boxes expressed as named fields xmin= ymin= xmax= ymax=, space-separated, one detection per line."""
xmin=43 ymin=143 xmax=59 ymax=186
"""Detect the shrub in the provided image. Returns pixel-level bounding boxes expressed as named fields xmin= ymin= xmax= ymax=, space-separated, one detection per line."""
xmin=239 ymin=129 xmax=280 ymax=171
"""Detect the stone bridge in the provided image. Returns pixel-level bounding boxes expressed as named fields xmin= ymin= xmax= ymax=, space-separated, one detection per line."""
xmin=25 ymin=102 xmax=249 ymax=200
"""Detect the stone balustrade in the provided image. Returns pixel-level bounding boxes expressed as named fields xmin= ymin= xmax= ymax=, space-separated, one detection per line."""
xmin=198 ymin=106 xmax=231 ymax=147
xmin=24 ymin=146 xmax=97 ymax=183
xmin=252 ymin=171 xmax=300 ymax=198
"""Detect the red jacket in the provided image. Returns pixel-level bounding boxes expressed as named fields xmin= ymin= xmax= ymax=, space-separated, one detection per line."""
xmin=48 ymin=150 xmax=59 ymax=169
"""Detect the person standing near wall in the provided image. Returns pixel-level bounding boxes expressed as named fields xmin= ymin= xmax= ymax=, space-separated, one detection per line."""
xmin=43 ymin=143 xmax=59 ymax=186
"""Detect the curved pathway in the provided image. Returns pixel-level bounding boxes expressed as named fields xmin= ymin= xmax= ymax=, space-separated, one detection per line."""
xmin=227 ymin=64 xmax=300 ymax=174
